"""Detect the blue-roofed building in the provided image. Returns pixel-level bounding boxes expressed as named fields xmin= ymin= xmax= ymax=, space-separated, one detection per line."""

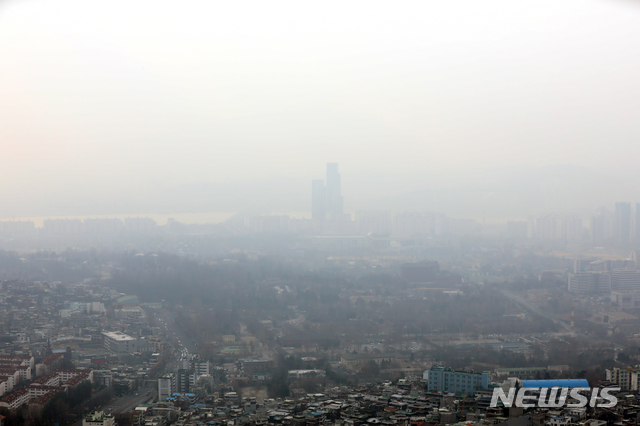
xmin=423 ymin=365 xmax=491 ymax=395
xmin=521 ymin=379 xmax=589 ymax=388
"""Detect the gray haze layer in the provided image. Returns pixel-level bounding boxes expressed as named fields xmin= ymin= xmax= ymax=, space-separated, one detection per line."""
xmin=2 ymin=0 xmax=640 ymax=220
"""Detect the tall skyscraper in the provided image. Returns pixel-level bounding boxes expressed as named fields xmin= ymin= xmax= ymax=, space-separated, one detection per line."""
xmin=615 ymin=202 xmax=632 ymax=246
xmin=325 ymin=163 xmax=343 ymax=216
xmin=311 ymin=179 xmax=326 ymax=221
xmin=635 ymin=203 xmax=640 ymax=242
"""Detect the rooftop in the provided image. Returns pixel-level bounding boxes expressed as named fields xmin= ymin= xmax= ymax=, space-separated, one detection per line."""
xmin=102 ymin=331 xmax=136 ymax=341
xmin=495 ymin=367 xmax=548 ymax=372
xmin=86 ymin=411 xmax=114 ymax=421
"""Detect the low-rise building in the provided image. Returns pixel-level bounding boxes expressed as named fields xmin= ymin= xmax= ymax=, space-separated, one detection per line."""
xmin=241 ymin=359 xmax=273 ymax=375
xmin=0 ymin=369 xmax=92 ymax=411
xmin=340 ymin=352 xmax=401 ymax=368
xmin=288 ymin=369 xmax=326 ymax=378
xmin=114 ymin=307 xmax=144 ymax=320
xmin=102 ymin=332 xmax=153 ymax=354
xmin=424 ymin=365 xmax=491 ymax=395
xmin=610 ymin=291 xmax=640 ymax=309
xmin=36 ymin=353 xmax=64 ymax=377
xmin=0 ymin=364 xmax=31 ymax=381
xmin=0 ymin=389 xmax=29 ymax=410
xmin=83 ymin=411 xmax=115 ymax=426
xmin=0 ymin=355 xmax=34 ymax=370
xmin=494 ymin=367 xmax=548 ymax=379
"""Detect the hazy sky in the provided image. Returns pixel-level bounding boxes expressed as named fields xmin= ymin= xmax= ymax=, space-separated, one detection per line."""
xmin=2 ymin=0 xmax=640 ymax=218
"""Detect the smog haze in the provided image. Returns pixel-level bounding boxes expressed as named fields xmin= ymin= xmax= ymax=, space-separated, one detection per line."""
xmin=2 ymin=0 xmax=640 ymax=220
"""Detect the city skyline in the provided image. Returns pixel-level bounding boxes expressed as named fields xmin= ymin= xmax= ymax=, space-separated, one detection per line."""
xmin=2 ymin=1 xmax=640 ymax=424
xmin=3 ymin=162 xmax=640 ymax=222
xmin=2 ymin=0 xmax=640 ymax=220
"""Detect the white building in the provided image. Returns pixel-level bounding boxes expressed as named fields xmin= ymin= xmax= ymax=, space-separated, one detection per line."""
xmin=85 ymin=302 xmax=105 ymax=315
xmin=192 ymin=358 xmax=210 ymax=376
xmin=612 ymin=270 xmax=640 ymax=292
xmin=158 ymin=373 xmax=176 ymax=401
xmin=288 ymin=369 xmax=326 ymax=378
xmin=606 ymin=367 xmax=640 ymax=390
xmin=102 ymin=332 xmax=151 ymax=354
xmin=114 ymin=307 xmax=144 ymax=320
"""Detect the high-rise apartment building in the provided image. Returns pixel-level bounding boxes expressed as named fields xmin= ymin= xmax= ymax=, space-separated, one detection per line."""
xmin=534 ymin=215 xmax=561 ymax=240
xmin=356 ymin=211 xmax=391 ymax=235
xmin=83 ymin=218 xmax=124 ymax=235
xmin=615 ymin=202 xmax=632 ymax=246
xmin=311 ymin=180 xmax=326 ymax=221
xmin=43 ymin=219 xmax=83 ymax=235
xmin=394 ymin=212 xmax=438 ymax=236
xmin=0 ymin=221 xmax=35 ymax=237
xmin=591 ymin=207 xmax=614 ymax=245
xmin=562 ymin=216 xmax=585 ymax=242
xmin=325 ymin=163 xmax=343 ymax=216
xmin=635 ymin=203 xmax=640 ymax=242
xmin=123 ymin=217 xmax=157 ymax=233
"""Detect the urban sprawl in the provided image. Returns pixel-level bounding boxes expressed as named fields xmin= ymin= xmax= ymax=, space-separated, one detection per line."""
xmin=1 ymin=165 xmax=640 ymax=426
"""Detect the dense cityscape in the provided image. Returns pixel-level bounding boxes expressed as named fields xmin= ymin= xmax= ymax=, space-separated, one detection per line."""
xmin=0 ymin=165 xmax=639 ymax=425
xmin=4 ymin=0 xmax=640 ymax=424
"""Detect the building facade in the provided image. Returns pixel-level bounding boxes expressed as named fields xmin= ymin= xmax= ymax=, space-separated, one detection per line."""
xmin=158 ymin=373 xmax=176 ymax=401
xmin=83 ymin=411 xmax=115 ymax=426
xmin=612 ymin=270 xmax=640 ymax=292
xmin=568 ymin=272 xmax=611 ymax=293
xmin=325 ymin=163 xmax=343 ymax=217
xmin=606 ymin=367 xmax=640 ymax=390
xmin=424 ymin=366 xmax=490 ymax=395
xmin=102 ymin=332 xmax=152 ymax=354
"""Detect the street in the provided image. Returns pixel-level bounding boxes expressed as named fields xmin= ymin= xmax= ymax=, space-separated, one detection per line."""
xmin=151 ymin=307 xmax=198 ymax=353
xmin=73 ymin=307 xmax=191 ymax=425
xmin=501 ymin=289 xmax=571 ymax=331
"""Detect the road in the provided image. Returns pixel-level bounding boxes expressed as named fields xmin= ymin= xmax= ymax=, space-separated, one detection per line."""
xmin=70 ymin=386 xmax=154 ymax=426
xmin=106 ymin=385 xmax=154 ymax=413
xmin=151 ymin=307 xmax=198 ymax=353
xmin=103 ymin=307 xmax=189 ymax=413
xmin=72 ymin=307 xmax=192 ymax=425
xmin=501 ymin=289 xmax=571 ymax=331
